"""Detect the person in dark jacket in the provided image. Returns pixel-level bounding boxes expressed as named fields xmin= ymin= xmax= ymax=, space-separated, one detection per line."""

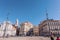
xmin=50 ymin=36 xmax=54 ymax=40
xmin=50 ymin=35 xmax=54 ymax=40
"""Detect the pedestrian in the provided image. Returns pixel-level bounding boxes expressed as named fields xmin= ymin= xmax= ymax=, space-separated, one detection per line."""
xmin=50 ymin=35 xmax=54 ymax=40
xmin=56 ymin=36 xmax=60 ymax=40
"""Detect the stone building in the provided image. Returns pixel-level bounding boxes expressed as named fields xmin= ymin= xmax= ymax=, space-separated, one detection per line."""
xmin=39 ymin=19 xmax=60 ymax=36
xmin=0 ymin=19 xmax=18 ymax=37
xmin=19 ymin=21 xmax=33 ymax=36
xmin=33 ymin=26 xmax=39 ymax=36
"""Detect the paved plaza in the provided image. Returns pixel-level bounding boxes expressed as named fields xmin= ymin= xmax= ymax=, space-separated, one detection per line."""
xmin=0 ymin=36 xmax=57 ymax=40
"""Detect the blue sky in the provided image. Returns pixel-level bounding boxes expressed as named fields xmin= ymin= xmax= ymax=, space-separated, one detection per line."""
xmin=0 ymin=0 xmax=60 ymax=25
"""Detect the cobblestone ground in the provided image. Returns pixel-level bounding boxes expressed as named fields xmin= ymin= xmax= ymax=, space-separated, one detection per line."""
xmin=0 ymin=36 xmax=56 ymax=40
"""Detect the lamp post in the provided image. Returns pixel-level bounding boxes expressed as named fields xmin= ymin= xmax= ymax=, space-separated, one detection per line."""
xmin=3 ymin=13 xmax=9 ymax=37
xmin=3 ymin=21 xmax=8 ymax=37
xmin=3 ymin=24 xmax=6 ymax=37
xmin=47 ymin=22 xmax=50 ymax=36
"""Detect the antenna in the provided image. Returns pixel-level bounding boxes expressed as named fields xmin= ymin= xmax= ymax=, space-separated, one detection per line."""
xmin=7 ymin=13 xmax=10 ymax=21
xmin=46 ymin=9 xmax=49 ymax=20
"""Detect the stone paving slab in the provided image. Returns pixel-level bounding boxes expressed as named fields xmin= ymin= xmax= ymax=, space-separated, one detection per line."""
xmin=0 ymin=36 xmax=56 ymax=40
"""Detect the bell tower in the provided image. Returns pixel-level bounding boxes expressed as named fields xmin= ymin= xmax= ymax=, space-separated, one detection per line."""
xmin=15 ymin=19 xmax=19 ymax=26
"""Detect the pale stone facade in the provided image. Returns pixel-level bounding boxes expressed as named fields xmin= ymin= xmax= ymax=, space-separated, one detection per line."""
xmin=0 ymin=21 xmax=16 ymax=37
xmin=33 ymin=26 xmax=39 ymax=36
xmin=39 ymin=19 xmax=60 ymax=36
xmin=20 ymin=21 xmax=33 ymax=36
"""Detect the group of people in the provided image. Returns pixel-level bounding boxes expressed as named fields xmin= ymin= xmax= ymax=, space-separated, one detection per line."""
xmin=50 ymin=35 xmax=60 ymax=40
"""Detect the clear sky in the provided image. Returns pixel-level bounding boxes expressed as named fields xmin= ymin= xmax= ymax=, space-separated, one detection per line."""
xmin=0 ymin=0 xmax=60 ymax=25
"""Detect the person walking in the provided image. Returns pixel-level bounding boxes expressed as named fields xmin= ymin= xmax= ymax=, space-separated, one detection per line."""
xmin=50 ymin=35 xmax=54 ymax=40
xmin=56 ymin=36 xmax=60 ymax=40
xmin=50 ymin=36 xmax=54 ymax=40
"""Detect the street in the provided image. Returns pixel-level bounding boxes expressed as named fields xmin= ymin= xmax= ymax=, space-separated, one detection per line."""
xmin=0 ymin=36 xmax=56 ymax=40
